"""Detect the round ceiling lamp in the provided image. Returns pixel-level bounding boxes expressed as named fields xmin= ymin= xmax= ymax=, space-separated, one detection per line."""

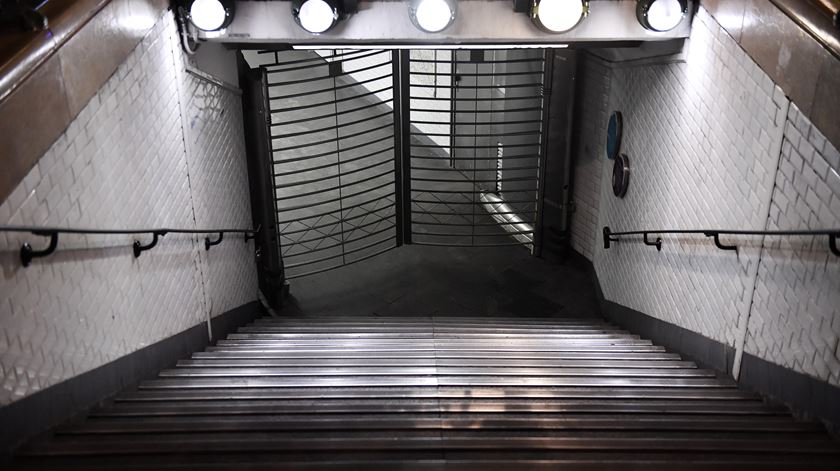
xmin=293 ymin=0 xmax=341 ymax=34
xmin=636 ymin=0 xmax=688 ymax=32
xmin=409 ymin=0 xmax=457 ymax=33
xmin=531 ymin=0 xmax=589 ymax=34
xmin=188 ymin=0 xmax=235 ymax=32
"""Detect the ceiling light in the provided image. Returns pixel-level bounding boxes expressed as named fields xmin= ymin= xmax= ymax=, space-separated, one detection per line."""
xmin=292 ymin=44 xmax=569 ymax=50
xmin=188 ymin=0 xmax=235 ymax=32
xmin=293 ymin=0 xmax=341 ymax=34
xmin=636 ymin=0 xmax=687 ymax=32
xmin=531 ymin=0 xmax=589 ymax=34
xmin=409 ymin=0 xmax=457 ymax=33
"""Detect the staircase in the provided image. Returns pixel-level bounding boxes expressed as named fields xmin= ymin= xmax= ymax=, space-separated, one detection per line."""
xmin=15 ymin=316 xmax=840 ymax=469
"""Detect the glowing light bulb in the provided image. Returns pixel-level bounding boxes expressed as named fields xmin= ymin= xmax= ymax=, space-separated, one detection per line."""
xmin=297 ymin=0 xmax=338 ymax=34
xmin=190 ymin=0 xmax=228 ymax=31
xmin=645 ymin=0 xmax=685 ymax=31
xmin=413 ymin=0 xmax=455 ymax=33
xmin=533 ymin=0 xmax=587 ymax=33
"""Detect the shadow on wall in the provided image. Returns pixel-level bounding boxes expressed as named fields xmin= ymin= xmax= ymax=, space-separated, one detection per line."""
xmin=608 ymin=234 xmax=837 ymax=263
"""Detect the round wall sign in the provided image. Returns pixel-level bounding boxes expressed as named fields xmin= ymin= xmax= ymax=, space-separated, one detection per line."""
xmin=606 ymin=111 xmax=623 ymax=160
xmin=612 ymin=153 xmax=630 ymax=198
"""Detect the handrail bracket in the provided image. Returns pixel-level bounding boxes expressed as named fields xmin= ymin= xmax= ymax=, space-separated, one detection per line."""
xmin=133 ymin=231 xmax=167 ymax=258
xmin=20 ymin=231 xmax=59 ymax=267
xmin=603 ymin=226 xmax=617 ymax=249
xmin=704 ymin=232 xmax=738 ymax=252
xmin=205 ymin=232 xmax=224 ymax=251
xmin=643 ymin=233 xmax=663 ymax=252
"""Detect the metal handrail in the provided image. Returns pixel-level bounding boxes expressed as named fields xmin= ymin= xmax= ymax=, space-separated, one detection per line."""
xmin=0 ymin=225 xmax=260 ymax=267
xmin=602 ymin=226 xmax=840 ymax=256
xmin=770 ymin=0 xmax=840 ymax=60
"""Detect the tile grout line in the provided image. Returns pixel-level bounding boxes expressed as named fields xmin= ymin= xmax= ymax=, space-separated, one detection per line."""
xmin=168 ymin=19 xmax=213 ymax=340
xmin=732 ymin=98 xmax=791 ymax=380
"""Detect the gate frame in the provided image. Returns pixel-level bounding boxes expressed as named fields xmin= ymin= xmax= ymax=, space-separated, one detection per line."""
xmin=392 ymin=50 xmax=413 ymax=246
xmin=239 ymin=55 xmax=287 ymax=308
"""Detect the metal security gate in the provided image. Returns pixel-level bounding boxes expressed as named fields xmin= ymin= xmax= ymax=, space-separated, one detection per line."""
xmin=262 ymin=48 xmax=549 ymax=278
xmin=405 ymin=49 xmax=548 ymax=251
xmin=264 ymin=50 xmax=398 ymax=279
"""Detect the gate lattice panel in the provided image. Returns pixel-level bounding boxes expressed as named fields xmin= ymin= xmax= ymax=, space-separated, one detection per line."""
xmin=263 ymin=48 xmax=548 ymax=278
xmin=406 ymin=49 xmax=547 ymax=250
xmin=263 ymin=50 xmax=398 ymax=279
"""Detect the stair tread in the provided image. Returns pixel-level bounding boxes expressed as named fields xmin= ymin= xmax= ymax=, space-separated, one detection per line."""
xmin=14 ymin=315 xmax=838 ymax=468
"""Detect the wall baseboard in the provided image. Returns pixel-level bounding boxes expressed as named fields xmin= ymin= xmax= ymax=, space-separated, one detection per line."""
xmin=581 ymin=251 xmax=734 ymax=374
xmin=580 ymin=249 xmax=840 ymax=430
xmin=598 ymin=297 xmax=736 ymax=375
xmin=0 ymin=300 xmax=262 ymax=456
xmin=739 ymin=352 xmax=840 ymax=431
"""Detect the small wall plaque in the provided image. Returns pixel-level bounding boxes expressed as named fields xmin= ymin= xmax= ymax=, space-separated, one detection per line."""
xmin=612 ymin=153 xmax=630 ymax=198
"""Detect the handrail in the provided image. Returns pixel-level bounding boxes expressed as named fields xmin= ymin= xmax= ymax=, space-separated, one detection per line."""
xmin=0 ymin=225 xmax=260 ymax=267
xmin=769 ymin=0 xmax=840 ymax=61
xmin=602 ymin=226 xmax=840 ymax=257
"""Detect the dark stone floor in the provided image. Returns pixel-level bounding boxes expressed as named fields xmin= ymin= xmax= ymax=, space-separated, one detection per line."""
xmin=281 ymin=245 xmax=600 ymax=319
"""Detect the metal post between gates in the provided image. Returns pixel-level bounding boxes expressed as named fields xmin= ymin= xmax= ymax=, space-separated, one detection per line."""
xmin=533 ymin=48 xmax=554 ymax=257
xmin=392 ymin=49 xmax=413 ymax=245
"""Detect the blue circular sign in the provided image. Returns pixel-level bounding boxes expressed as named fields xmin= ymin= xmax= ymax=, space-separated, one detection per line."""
xmin=606 ymin=111 xmax=623 ymax=160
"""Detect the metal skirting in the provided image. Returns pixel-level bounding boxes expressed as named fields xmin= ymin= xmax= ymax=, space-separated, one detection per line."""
xmin=407 ymin=49 xmax=546 ymax=251
xmin=15 ymin=316 xmax=840 ymax=469
xmin=264 ymin=49 xmax=399 ymax=279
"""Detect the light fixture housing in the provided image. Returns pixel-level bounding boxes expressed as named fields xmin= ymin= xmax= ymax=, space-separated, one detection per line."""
xmin=408 ymin=0 xmax=457 ymax=34
xmin=187 ymin=0 xmax=235 ymax=32
xmin=636 ymin=0 xmax=688 ymax=32
xmin=292 ymin=0 xmax=344 ymax=34
xmin=530 ymin=0 xmax=589 ymax=34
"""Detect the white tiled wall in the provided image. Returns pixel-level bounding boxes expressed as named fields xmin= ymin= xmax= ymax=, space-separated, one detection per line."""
xmin=573 ymin=7 xmax=840 ymax=386
xmin=745 ymin=106 xmax=840 ymax=385
xmin=317 ymin=49 xmax=455 ymax=151
xmin=0 ymin=12 xmax=258 ymax=406
xmin=178 ymin=55 xmax=258 ymax=320
xmin=318 ymin=50 xmax=396 ymax=111
xmin=408 ymin=50 xmax=453 ymax=151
